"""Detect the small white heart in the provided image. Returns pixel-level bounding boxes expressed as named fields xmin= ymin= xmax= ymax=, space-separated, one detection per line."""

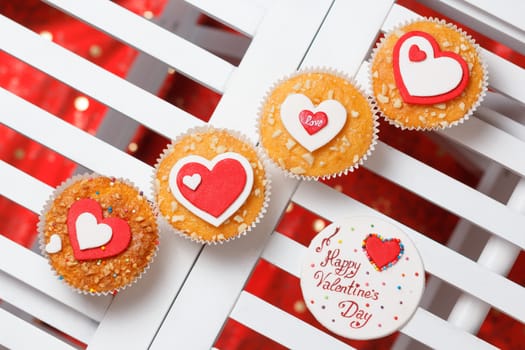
xmin=45 ymin=234 xmax=62 ymax=254
xmin=76 ymin=212 xmax=112 ymax=250
xmin=182 ymin=173 xmax=201 ymax=191
xmin=280 ymin=94 xmax=347 ymax=152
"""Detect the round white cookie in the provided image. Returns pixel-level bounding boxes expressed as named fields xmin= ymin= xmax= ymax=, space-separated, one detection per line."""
xmin=300 ymin=217 xmax=425 ymax=340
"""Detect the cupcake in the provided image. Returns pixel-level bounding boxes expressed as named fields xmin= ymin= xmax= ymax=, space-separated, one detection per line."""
xmin=153 ymin=126 xmax=270 ymax=244
xmin=39 ymin=174 xmax=159 ymax=295
xmin=370 ymin=17 xmax=488 ymax=130
xmin=258 ymin=69 xmax=378 ymax=180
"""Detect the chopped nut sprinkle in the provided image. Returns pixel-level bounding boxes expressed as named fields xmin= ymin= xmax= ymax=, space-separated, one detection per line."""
xmin=351 ymin=110 xmax=360 ymax=118
xmin=459 ymin=102 xmax=465 ymax=111
xmin=285 ymin=139 xmax=296 ymax=150
xmin=438 ymin=113 xmax=447 ymax=119
xmin=302 ymin=153 xmax=314 ymax=166
xmin=233 ymin=215 xmax=244 ymax=223
xmin=377 ymin=94 xmax=389 ymax=104
xmin=272 ymin=130 xmax=282 ymax=138
xmin=393 ymin=98 xmax=402 ymax=109
xmin=290 ymin=166 xmax=306 ymax=174
xmin=171 ymin=215 xmax=185 ymax=223
xmin=433 ymin=103 xmax=446 ymax=110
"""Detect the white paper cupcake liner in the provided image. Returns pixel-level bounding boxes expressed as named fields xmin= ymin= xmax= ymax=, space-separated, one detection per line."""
xmin=152 ymin=125 xmax=271 ymax=245
xmin=256 ymin=67 xmax=379 ymax=181
xmin=38 ymin=172 xmax=159 ymax=296
xmin=369 ymin=17 xmax=488 ymax=131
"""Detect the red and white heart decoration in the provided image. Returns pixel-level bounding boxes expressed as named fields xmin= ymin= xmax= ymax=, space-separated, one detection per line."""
xmin=393 ymin=31 xmax=469 ymax=104
xmin=67 ymin=198 xmax=131 ymax=260
xmin=362 ymin=233 xmax=404 ymax=271
xmin=169 ymin=152 xmax=254 ymax=227
xmin=280 ymin=93 xmax=346 ymax=152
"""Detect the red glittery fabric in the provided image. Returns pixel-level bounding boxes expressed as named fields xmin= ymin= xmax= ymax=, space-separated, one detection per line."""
xmin=0 ymin=1 xmax=523 ymax=349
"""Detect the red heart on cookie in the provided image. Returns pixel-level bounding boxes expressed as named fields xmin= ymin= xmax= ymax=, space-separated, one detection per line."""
xmin=393 ymin=31 xmax=469 ymax=104
xmin=299 ymin=110 xmax=328 ymax=135
xmin=169 ymin=153 xmax=254 ymax=227
xmin=68 ymin=198 xmax=131 ymax=261
xmin=363 ymin=233 xmax=404 ymax=271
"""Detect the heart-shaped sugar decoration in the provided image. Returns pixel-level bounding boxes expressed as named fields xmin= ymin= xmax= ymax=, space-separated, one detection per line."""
xmin=408 ymin=44 xmax=426 ymax=62
xmin=68 ymin=198 xmax=131 ymax=261
xmin=393 ymin=31 xmax=469 ymax=104
xmin=182 ymin=173 xmax=201 ymax=191
xmin=169 ymin=152 xmax=254 ymax=227
xmin=280 ymin=93 xmax=346 ymax=152
xmin=363 ymin=233 xmax=404 ymax=271
xmin=298 ymin=110 xmax=328 ymax=135
xmin=45 ymin=234 xmax=62 ymax=254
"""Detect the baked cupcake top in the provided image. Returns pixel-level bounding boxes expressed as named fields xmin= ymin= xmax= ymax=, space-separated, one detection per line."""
xmin=370 ymin=18 xmax=487 ymax=130
xmin=154 ymin=127 xmax=269 ymax=244
xmin=40 ymin=175 xmax=158 ymax=295
xmin=258 ymin=70 xmax=378 ymax=180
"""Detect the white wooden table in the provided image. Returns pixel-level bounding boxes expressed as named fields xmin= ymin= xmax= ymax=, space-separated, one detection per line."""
xmin=0 ymin=1 xmax=524 ymax=349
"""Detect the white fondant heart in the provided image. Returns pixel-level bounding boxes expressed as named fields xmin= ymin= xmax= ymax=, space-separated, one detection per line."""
xmin=169 ymin=153 xmax=254 ymax=227
xmin=182 ymin=173 xmax=201 ymax=191
xmin=398 ymin=35 xmax=464 ymax=97
xmin=280 ymin=94 xmax=346 ymax=152
xmin=75 ymin=212 xmax=113 ymax=250
xmin=45 ymin=234 xmax=62 ymax=254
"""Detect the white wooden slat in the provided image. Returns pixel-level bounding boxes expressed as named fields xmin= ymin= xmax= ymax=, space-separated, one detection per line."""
xmin=290 ymin=181 xmax=525 ymax=323
xmin=231 ymin=292 xmax=497 ymax=350
xmin=231 ymin=291 xmax=354 ymax=350
xmin=401 ymin=307 xmax=497 ymax=350
xmin=355 ymin=62 xmax=525 ymax=178
xmin=43 ymin=0 xmax=234 ymax=93
xmin=0 ymin=308 xmax=77 ymax=350
xmin=185 ymin=0 xmax=265 ymax=37
xmin=0 ymin=87 xmax=152 ymax=192
xmin=0 ymin=14 xmax=201 ymax=141
xmin=0 ymin=235 xmax=111 ymax=322
xmin=0 ymin=160 xmax=51 ymax=214
xmin=301 ymin=0 xmax=394 ymax=70
xmin=151 ymin=2 xmax=395 ymax=348
xmin=365 ymin=142 xmax=525 ymax=250
xmin=462 ymin=0 xmax=525 ymax=32
xmin=418 ymin=0 xmax=525 ymax=56
xmin=436 ymin=116 xmax=525 ymax=176
xmin=0 ymin=268 xmax=96 ymax=344
xmin=385 ymin=4 xmax=525 ymax=105
xmin=86 ymin=222 xmax=202 ymax=350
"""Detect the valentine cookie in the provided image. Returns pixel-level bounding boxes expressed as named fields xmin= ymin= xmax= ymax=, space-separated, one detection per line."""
xmin=258 ymin=69 xmax=378 ymax=180
xmin=370 ymin=18 xmax=487 ymax=130
xmin=300 ymin=217 xmax=425 ymax=340
xmin=153 ymin=126 xmax=270 ymax=244
xmin=39 ymin=174 xmax=159 ymax=295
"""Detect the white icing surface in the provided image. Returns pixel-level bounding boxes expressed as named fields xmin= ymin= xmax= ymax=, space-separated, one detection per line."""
xmin=169 ymin=152 xmax=254 ymax=227
xmin=398 ymin=35 xmax=464 ymax=97
xmin=300 ymin=217 xmax=425 ymax=340
xmin=182 ymin=173 xmax=201 ymax=191
xmin=45 ymin=233 xmax=62 ymax=254
xmin=75 ymin=212 xmax=112 ymax=250
xmin=280 ymin=93 xmax=346 ymax=152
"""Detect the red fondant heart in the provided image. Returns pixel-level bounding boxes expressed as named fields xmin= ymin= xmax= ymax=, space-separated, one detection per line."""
xmin=363 ymin=234 xmax=404 ymax=271
xmin=393 ymin=31 xmax=469 ymax=104
xmin=67 ymin=198 xmax=131 ymax=261
xmin=298 ymin=109 xmax=328 ymax=135
xmin=408 ymin=44 xmax=426 ymax=62
xmin=176 ymin=158 xmax=247 ymax=218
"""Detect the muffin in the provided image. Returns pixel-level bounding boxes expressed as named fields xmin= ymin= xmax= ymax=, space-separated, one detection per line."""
xmin=370 ymin=17 xmax=487 ymax=129
xmin=39 ymin=174 xmax=159 ymax=295
xmin=154 ymin=126 xmax=269 ymax=244
xmin=258 ymin=69 xmax=378 ymax=180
